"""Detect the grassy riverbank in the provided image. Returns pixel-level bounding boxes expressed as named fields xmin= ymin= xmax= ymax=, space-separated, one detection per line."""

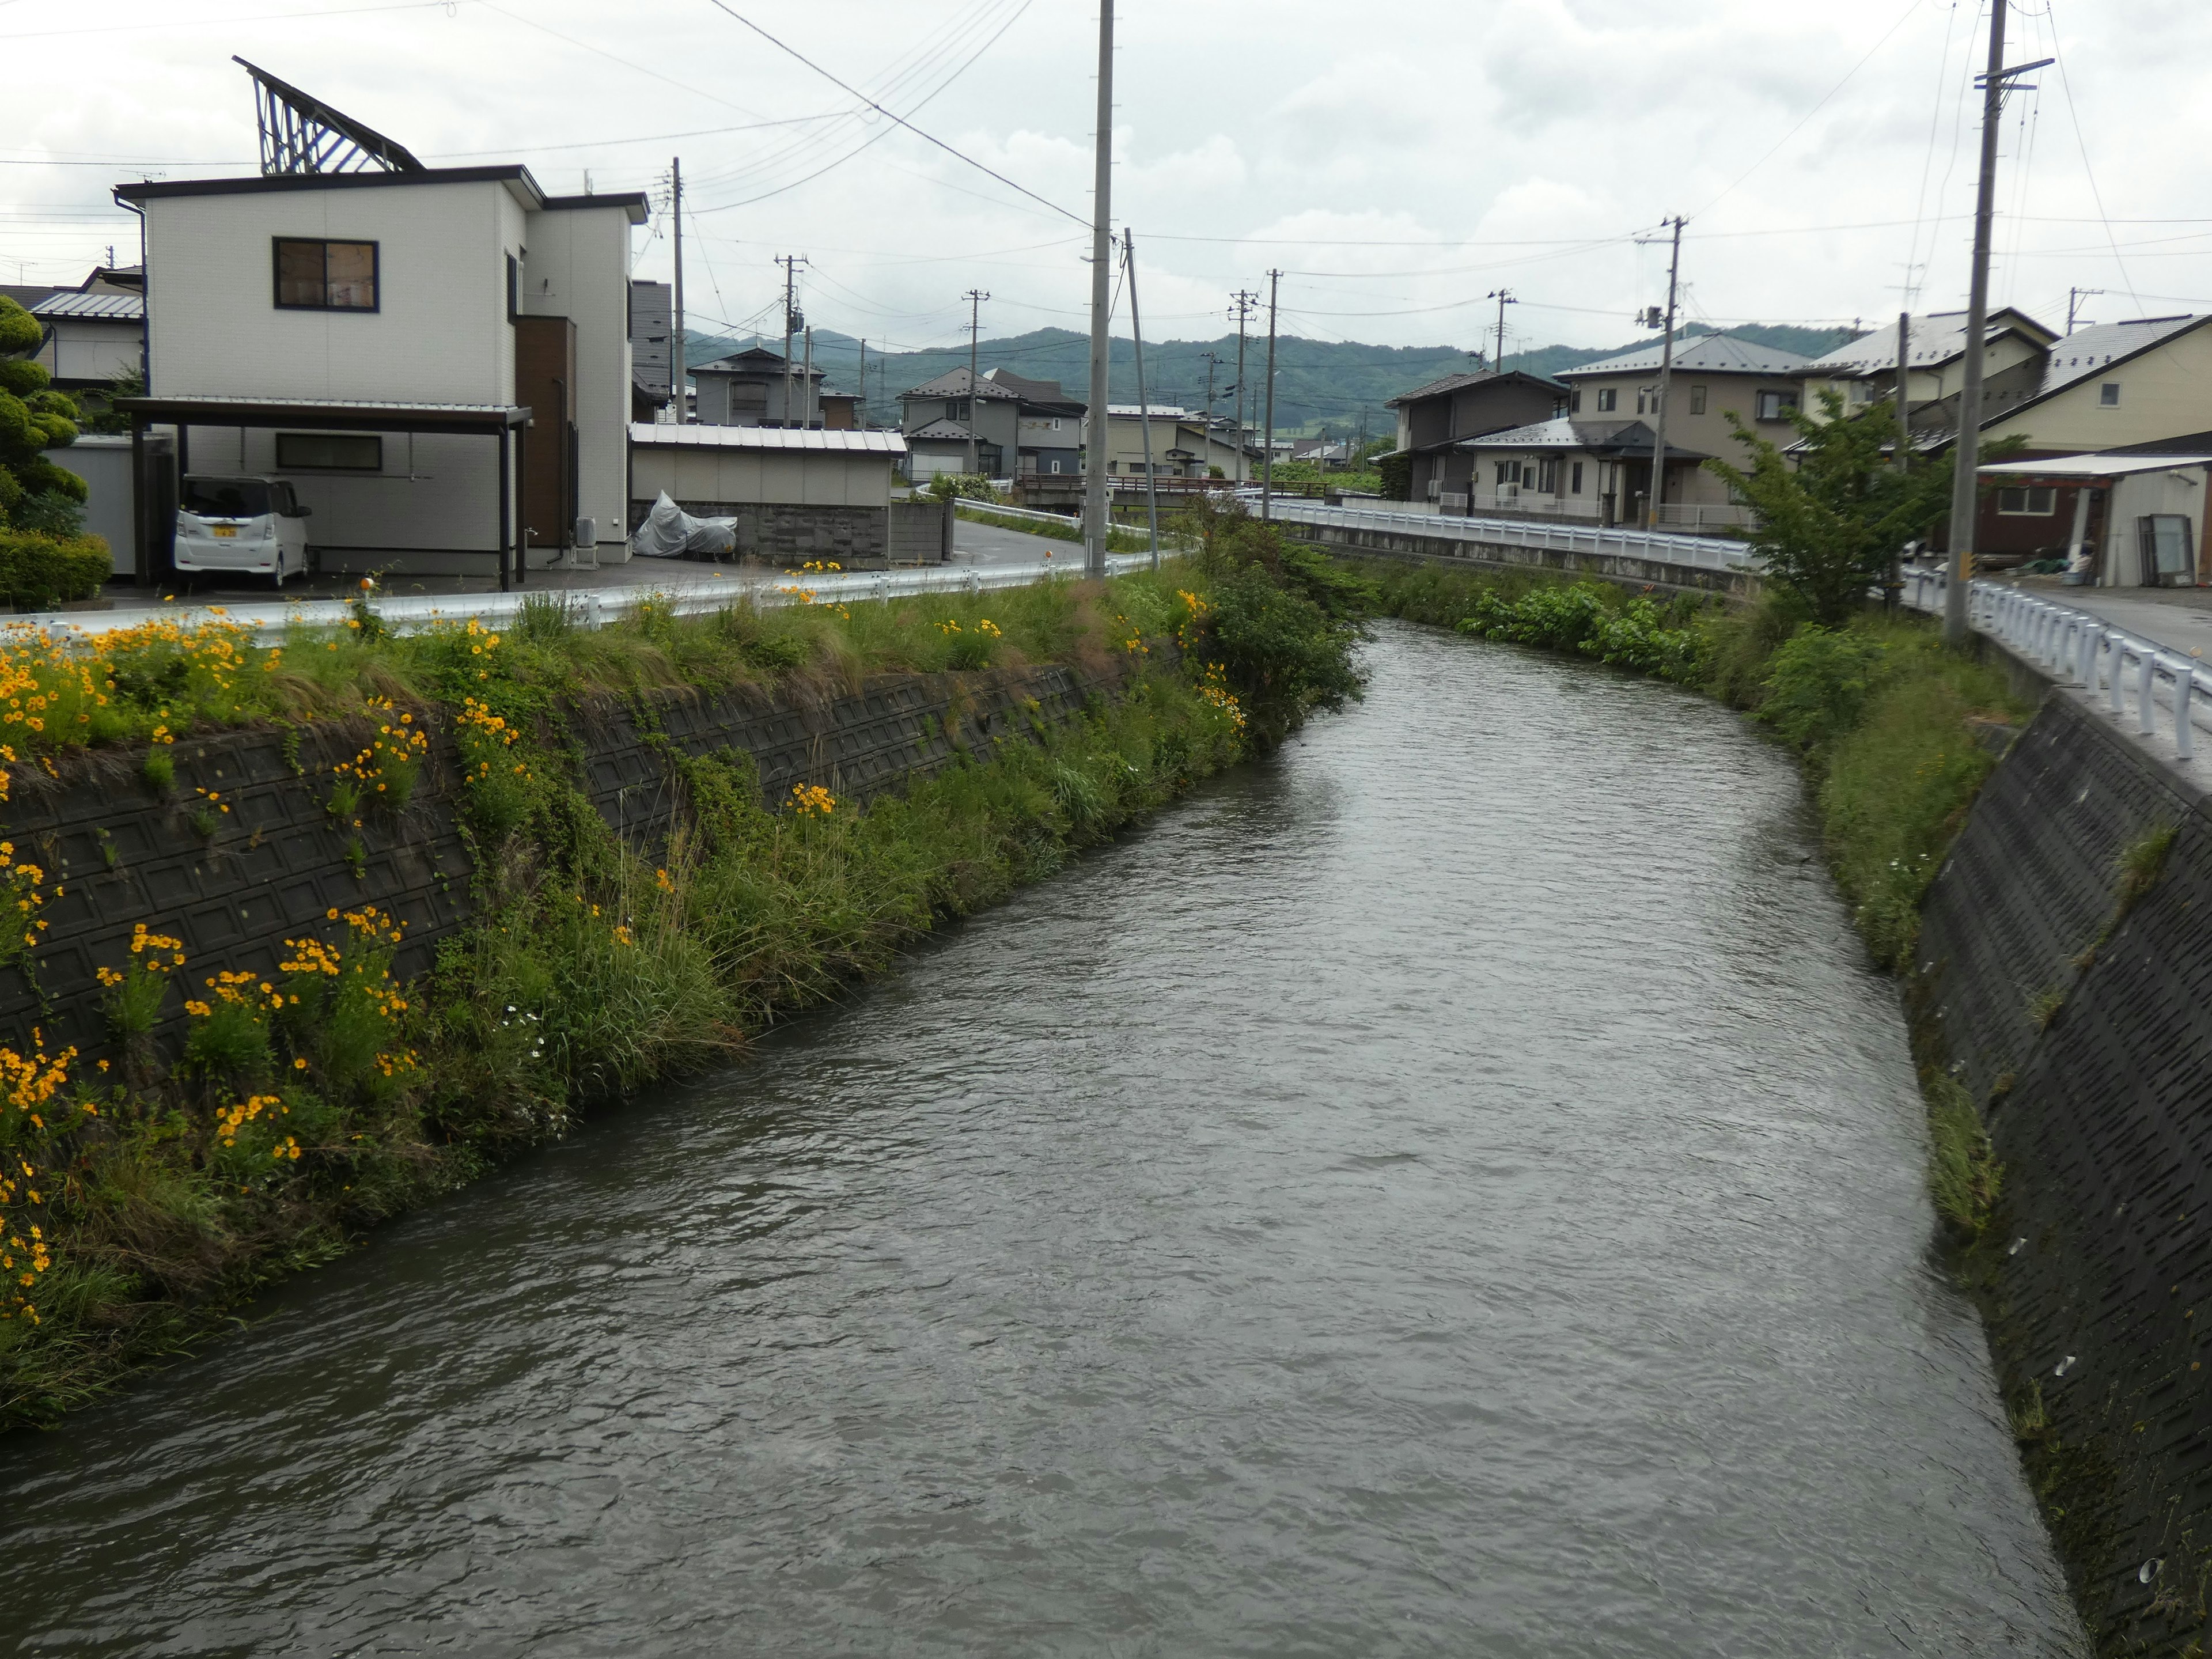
xmin=0 ymin=561 xmax=1363 ymax=1428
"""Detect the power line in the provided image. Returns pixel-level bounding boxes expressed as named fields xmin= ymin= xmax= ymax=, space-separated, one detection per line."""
xmin=695 ymin=0 xmax=1081 ymax=226
xmin=2044 ymin=0 xmax=2141 ymax=312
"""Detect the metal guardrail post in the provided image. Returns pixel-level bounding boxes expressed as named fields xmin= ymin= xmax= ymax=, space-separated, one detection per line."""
xmin=2176 ymin=668 xmax=2195 ymax=761
xmin=2109 ymin=643 xmax=2127 ymax=714
xmin=2137 ymin=650 xmax=2158 ymax=736
xmin=2077 ymin=624 xmax=2100 ymax=688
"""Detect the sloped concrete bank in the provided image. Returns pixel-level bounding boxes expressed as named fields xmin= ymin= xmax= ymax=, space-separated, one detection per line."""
xmin=0 ymin=657 xmax=1127 ymax=1071
xmin=1916 ymin=675 xmax=2212 ymax=1653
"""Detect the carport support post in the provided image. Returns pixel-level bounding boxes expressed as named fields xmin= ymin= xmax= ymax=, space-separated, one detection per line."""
xmin=130 ymin=414 xmax=150 ymax=586
xmin=515 ymin=421 xmax=526 ymax=589
xmin=498 ymin=426 xmax=512 ymax=594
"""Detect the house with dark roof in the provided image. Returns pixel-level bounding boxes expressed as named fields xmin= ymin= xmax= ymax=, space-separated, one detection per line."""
xmin=1385 ymin=369 xmax=1562 ymax=507
xmin=1797 ymin=306 xmax=2058 ymax=426
xmin=898 ymin=365 xmax=1022 ymax=479
xmin=691 ymin=343 xmax=849 ymax=430
xmin=4 ymin=268 xmax=146 ymax=400
xmin=1546 ymin=333 xmax=1816 ymax=523
xmin=985 ymin=366 xmax=1084 ymax=478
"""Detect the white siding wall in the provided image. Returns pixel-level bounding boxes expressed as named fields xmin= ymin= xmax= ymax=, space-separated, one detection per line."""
xmin=520 ymin=203 xmax=635 ymax=559
xmin=143 ymin=179 xmax=523 ymax=404
xmin=630 ymin=445 xmax=895 ymax=507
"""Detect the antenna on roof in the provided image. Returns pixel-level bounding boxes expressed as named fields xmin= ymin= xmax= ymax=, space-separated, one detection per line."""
xmin=233 ymin=57 xmax=426 ymax=176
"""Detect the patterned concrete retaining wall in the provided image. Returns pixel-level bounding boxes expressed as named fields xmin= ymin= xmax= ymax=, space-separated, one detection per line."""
xmin=1916 ymin=684 xmax=2212 ymax=1652
xmin=0 ymin=657 xmax=1125 ymax=1071
xmin=1280 ymin=518 xmax=1757 ymax=599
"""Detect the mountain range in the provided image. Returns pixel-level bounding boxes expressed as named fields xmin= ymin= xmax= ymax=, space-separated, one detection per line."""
xmin=681 ymin=322 xmax=1865 ymax=439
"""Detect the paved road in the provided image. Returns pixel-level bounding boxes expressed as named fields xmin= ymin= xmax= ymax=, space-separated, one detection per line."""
xmin=2004 ymin=575 xmax=2212 ymax=662
xmin=950 ymin=518 xmax=1078 ymax=567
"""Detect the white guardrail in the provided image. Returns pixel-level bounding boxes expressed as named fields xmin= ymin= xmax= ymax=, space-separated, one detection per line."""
xmin=1268 ymin=497 xmax=1751 ymax=574
xmin=5 ymin=554 xmax=1158 ymax=644
xmin=1900 ymin=566 xmax=2210 ymax=763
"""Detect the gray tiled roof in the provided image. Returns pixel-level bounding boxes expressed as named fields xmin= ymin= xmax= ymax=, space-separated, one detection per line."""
xmin=1804 ymin=306 xmax=2054 ymax=374
xmin=902 ymin=366 xmax=1021 ymax=401
xmin=906 ymin=418 xmax=979 ymax=442
xmin=1558 ymin=332 xmax=1812 ymax=378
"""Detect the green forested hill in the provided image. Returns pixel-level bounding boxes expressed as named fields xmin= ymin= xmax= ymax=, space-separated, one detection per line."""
xmin=684 ymin=321 xmax=1865 ymax=439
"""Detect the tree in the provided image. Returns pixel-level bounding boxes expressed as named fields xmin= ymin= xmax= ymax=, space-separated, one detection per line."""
xmin=1705 ymin=389 xmax=1987 ymax=627
xmin=1374 ymin=449 xmax=1412 ymax=502
xmin=0 ymin=296 xmax=86 ymax=529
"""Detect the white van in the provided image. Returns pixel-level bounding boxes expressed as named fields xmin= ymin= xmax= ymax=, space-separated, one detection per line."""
xmin=175 ymin=476 xmax=311 ymax=586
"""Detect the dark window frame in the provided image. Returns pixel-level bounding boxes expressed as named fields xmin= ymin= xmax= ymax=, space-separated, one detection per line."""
xmin=1595 ymin=387 xmax=1618 ymax=413
xmin=1689 ymin=384 xmax=1707 ymax=416
xmin=1997 ymin=485 xmax=2058 ymax=517
xmin=276 ymin=431 xmax=384 ymax=472
xmin=272 ymin=237 xmax=380 ymax=313
xmin=1570 ymin=461 xmax=1584 ymax=495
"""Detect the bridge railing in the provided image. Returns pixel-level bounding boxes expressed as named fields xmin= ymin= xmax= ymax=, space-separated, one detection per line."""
xmin=1267 ymin=497 xmax=1752 ymax=574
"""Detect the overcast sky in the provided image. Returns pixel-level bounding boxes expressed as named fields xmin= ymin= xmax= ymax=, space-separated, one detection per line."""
xmin=7 ymin=0 xmax=2209 ymax=356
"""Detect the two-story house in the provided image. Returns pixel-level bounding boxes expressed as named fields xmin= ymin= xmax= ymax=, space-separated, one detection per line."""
xmin=1385 ymin=369 xmax=1562 ymax=507
xmin=899 ymin=366 xmax=1021 ymax=480
xmin=113 ymin=153 xmax=645 ymax=579
xmin=690 ymin=345 xmax=835 ymax=429
xmin=981 ymin=368 xmax=1084 ymax=477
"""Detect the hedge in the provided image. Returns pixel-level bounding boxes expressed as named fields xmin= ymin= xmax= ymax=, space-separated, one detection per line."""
xmin=0 ymin=531 xmax=111 ymax=611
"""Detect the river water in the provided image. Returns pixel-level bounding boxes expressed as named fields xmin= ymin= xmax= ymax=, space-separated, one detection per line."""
xmin=2 ymin=622 xmax=2082 ymax=1657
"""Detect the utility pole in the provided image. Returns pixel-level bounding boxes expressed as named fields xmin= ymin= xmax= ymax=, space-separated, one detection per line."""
xmin=964 ymin=287 xmax=991 ymax=475
xmin=1261 ymin=268 xmax=1280 ymax=522
xmin=1889 ymin=309 xmax=1912 ymax=612
xmin=802 ymin=323 xmax=815 ymax=429
xmin=1200 ymin=350 xmax=1222 ymax=474
xmin=1124 ymin=231 xmax=1160 ymax=570
xmin=1646 ymin=217 xmax=1684 ymax=530
xmin=1486 ymin=288 xmax=1516 ymax=375
xmin=670 ymin=157 xmax=685 ymax=423
xmin=2067 ymin=286 xmax=2105 ymax=335
xmin=775 ymin=254 xmax=807 ymax=428
xmin=1945 ymin=3 xmax=2048 ymax=646
xmin=1082 ymin=0 xmax=1113 ymax=578
xmin=1232 ymin=289 xmax=1259 ymax=483
xmin=858 ymin=337 xmax=868 ymax=427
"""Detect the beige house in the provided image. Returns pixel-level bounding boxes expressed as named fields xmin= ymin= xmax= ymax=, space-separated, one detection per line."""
xmin=1099 ymin=406 xmax=1248 ymax=478
xmin=1460 ymin=333 xmax=1816 ymax=525
xmin=1798 ymin=306 xmax=2058 ymax=422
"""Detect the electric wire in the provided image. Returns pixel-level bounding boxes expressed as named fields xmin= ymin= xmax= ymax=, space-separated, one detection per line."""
xmin=2044 ymin=0 xmax=2141 ymax=312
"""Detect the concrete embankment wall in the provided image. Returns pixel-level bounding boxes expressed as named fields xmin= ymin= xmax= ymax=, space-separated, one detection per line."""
xmin=1916 ymin=668 xmax=2212 ymax=1650
xmin=1281 ymin=517 xmax=1758 ymax=600
xmin=0 ymin=660 xmax=1121 ymax=1067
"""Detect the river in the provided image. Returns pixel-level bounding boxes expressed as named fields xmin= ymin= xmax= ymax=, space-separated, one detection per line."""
xmin=1 ymin=620 xmax=2082 ymax=1656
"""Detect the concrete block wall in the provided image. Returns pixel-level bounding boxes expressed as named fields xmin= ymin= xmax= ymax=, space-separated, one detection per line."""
xmin=1917 ymin=689 xmax=2212 ymax=1650
xmin=0 ymin=658 xmax=1127 ymax=1071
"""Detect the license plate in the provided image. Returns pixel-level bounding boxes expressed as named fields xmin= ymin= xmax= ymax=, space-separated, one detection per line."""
xmin=211 ymin=525 xmax=238 ymax=537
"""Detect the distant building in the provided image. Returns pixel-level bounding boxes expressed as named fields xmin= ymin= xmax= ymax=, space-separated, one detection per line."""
xmin=690 ymin=344 xmax=845 ymax=430
xmin=1384 ymin=369 xmax=1563 ymax=507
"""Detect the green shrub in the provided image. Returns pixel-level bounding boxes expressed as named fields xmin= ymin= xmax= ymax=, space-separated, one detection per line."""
xmin=1925 ymin=1073 xmax=2001 ymax=1238
xmin=1760 ymin=625 xmax=1888 ymax=751
xmin=0 ymin=529 xmax=109 ymax=609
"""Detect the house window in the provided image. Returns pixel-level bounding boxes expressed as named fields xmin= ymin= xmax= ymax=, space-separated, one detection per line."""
xmin=1495 ymin=461 xmax=1512 ymax=486
xmin=1596 ymin=388 xmax=1618 ymax=412
xmin=1690 ymin=385 xmax=1707 ymax=416
xmin=1051 ymin=460 xmax=1062 ymax=474
xmin=273 ymin=238 xmax=378 ymax=311
xmin=1570 ymin=461 xmax=1584 ymax=495
xmin=1537 ymin=457 xmax=1558 ymax=493
xmin=1635 ymin=388 xmax=1649 ymax=415
xmin=275 ymin=432 xmax=381 ymax=471
xmin=1568 ymin=389 xmax=1582 ymax=414
xmin=1997 ymin=486 xmax=2058 ymax=516
xmin=2100 ymin=382 xmax=2122 ymax=407
xmin=506 ymin=252 xmax=519 ymax=323
xmin=1755 ymin=389 xmax=1800 ymax=422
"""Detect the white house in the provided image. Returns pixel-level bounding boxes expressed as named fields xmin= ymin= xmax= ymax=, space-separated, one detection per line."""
xmin=114 ymin=164 xmax=647 ymax=580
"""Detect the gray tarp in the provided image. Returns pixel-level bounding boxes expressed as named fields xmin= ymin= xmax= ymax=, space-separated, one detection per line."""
xmin=630 ymin=491 xmax=738 ymax=559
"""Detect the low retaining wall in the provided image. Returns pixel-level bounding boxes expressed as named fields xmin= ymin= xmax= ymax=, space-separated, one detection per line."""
xmin=622 ymin=500 xmax=953 ymax=566
xmin=0 ymin=657 xmax=1124 ymax=1069
xmin=1916 ymin=675 xmax=2212 ymax=1650
xmin=1282 ymin=518 xmax=1756 ymax=600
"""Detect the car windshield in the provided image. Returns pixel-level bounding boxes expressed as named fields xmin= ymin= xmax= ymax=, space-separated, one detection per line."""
xmin=181 ymin=479 xmax=271 ymax=519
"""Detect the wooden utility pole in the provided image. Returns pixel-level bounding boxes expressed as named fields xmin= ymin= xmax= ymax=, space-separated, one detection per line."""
xmin=1200 ymin=350 xmax=1222 ymax=474
xmin=801 ymin=324 xmax=815 ymax=429
xmin=1646 ymin=217 xmax=1684 ymax=530
xmin=670 ymin=157 xmax=685 ymax=422
xmin=857 ymin=337 xmax=868 ymax=427
xmin=1486 ymin=288 xmax=1516 ymax=375
xmin=775 ymin=254 xmax=807 ymax=428
xmin=1889 ymin=309 xmax=1912 ymax=612
xmin=1124 ymin=231 xmax=1160 ymax=570
xmin=1261 ymin=268 xmax=1280 ymax=522
xmin=1232 ymin=289 xmax=1259 ymax=483
xmin=2066 ymin=285 xmax=2104 ymax=336
xmin=1083 ymin=0 xmax=1113 ymax=578
xmin=1945 ymin=3 xmax=2047 ymax=645
xmin=964 ymin=287 xmax=991 ymax=474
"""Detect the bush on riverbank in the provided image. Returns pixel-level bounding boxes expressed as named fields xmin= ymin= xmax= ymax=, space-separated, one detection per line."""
xmin=1354 ymin=559 xmax=2027 ymax=968
xmin=0 ymin=559 xmax=1363 ymax=1427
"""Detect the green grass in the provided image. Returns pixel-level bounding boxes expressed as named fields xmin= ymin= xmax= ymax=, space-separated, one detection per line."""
xmin=0 ymin=559 xmax=1361 ymax=1428
xmin=954 ymin=505 xmax=1153 ymax=555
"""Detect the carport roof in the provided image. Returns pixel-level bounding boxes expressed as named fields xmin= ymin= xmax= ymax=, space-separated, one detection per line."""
xmin=117 ymin=395 xmax=528 ymax=432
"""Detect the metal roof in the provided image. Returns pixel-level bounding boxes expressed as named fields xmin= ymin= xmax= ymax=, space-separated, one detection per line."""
xmin=114 ymin=167 xmax=650 ymax=222
xmin=627 ymin=422 xmax=907 ymax=455
xmin=1804 ymin=307 xmax=2055 ymax=375
xmin=1980 ymin=452 xmax=2212 ymax=480
xmin=902 ymin=366 xmax=1021 ymax=401
xmin=29 ymin=290 xmax=143 ymax=321
xmin=1385 ymin=368 xmax=1558 ymax=407
xmin=118 ymin=395 xmax=527 ymax=431
xmin=1107 ymin=404 xmax=1189 ymax=418
xmin=904 ymin=418 xmax=977 ymax=442
xmin=1559 ymin=333 xmax=1813 ymax=378
xmin=2010 ymin=316 xmax=2209 ymax=406
xmin=1460 ymin=415 xmax=1709 ymax=460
